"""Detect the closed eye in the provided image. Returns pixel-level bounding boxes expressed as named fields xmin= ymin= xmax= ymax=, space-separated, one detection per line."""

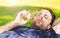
xmin=44 ymin=14 xmax=48 ymax=19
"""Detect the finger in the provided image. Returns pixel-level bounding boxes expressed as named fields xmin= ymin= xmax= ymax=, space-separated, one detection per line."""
xmin=23 ymin=20 xmax=28 ymax=24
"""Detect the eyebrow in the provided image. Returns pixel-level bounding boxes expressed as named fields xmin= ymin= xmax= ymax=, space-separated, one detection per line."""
xmin=39 ymin=13 xmax=42 ymax=14
xmin=44 ymin=14 xmax=47 ymax=16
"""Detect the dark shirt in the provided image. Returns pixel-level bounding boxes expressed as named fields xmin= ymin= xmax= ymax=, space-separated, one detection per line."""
xmin=0 ymin=26 xmax=60 ymax=38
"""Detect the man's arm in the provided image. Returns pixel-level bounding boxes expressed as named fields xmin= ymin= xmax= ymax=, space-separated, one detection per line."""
xmin=0 ymin=21 xmax=18 ymax=33
xmin=52 ymin=18 xmax=60 ymax=34
xmin=0 ymin=10 xmax=30 ymax=33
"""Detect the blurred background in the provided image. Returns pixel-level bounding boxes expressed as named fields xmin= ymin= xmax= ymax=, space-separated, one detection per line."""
xmin=0 ymin=0 xmax=60 ymax=26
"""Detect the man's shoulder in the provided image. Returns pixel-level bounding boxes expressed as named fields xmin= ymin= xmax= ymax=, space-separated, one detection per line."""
xmin=10 ymin=26 xmax=35 ymax=32
xmin=0 ymin=26 xmax=36 ymax=38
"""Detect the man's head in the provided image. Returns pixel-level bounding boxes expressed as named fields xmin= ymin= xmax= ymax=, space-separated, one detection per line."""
xmin=32 ymin=8 xmax=55 ymax=30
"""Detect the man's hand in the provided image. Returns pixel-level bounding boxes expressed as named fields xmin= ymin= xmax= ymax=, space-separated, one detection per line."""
xmin=0 ymin=10 xmax=31 ymax=33
xmin=52 ymin=18 xmax=60 ymax=34
xmin=53 ymin=23 xmax=60 ymax=34
xmin=14 ymin=10 xmax=31 ymax=25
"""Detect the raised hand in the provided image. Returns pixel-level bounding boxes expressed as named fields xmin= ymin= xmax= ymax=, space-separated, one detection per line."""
xmin=14 ymin=10 xmax=31 ymax=25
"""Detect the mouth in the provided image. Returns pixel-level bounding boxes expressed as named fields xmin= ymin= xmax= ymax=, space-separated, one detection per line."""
xmin=35 ymin=19 xmax=43 ymax=25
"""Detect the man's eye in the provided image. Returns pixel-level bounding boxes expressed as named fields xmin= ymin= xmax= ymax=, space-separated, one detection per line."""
xmin=44 ymin=14 xmax=47 ymax=16
xmin=44 ymin=16 xmax=48 ymax=19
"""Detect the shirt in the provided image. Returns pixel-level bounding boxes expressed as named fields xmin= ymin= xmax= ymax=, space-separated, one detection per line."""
xmin=0 ymin=26 xmax=60 ymax=38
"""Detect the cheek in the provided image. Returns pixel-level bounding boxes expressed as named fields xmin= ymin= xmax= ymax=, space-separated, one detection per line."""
xmin=43 ymin=18 xmax=49 ymax=24
xmin=34 ymin=16 xmax=40 ymax=20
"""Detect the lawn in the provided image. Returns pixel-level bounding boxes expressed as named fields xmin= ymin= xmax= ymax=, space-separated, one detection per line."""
xmin=0 ymin=6 xmax=60 ymax=27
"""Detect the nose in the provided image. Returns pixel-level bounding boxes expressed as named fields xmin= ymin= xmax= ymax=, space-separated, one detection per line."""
xmin=36 ymin=15 xmax=43 ymax=20
xmin=40 ymin=15 xmax=44 ymax=19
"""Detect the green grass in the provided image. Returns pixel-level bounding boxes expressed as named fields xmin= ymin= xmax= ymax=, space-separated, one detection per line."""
xmin=0 ymin=6 xmax=60 ymax=27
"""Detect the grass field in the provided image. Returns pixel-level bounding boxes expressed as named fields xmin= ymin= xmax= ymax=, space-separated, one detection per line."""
xmin=0 ymin=6 xmax=60 ymax=27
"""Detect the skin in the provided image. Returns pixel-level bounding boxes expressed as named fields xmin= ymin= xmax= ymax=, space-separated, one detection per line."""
xmin=53 ymin=18 xmax=60 ymax=34
xmin=33 ymin=9 xmax=52 ymax=30
xmin=0 ymin=10 xmax=30 ymax=33
xmin=0 ymin=9 xmax=59 ymax=34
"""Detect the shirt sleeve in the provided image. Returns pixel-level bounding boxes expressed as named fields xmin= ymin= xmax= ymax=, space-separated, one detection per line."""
xmin=0 ymin=26 xmax=37 ymax=38
xmin=0 ymin=31 xmax=19 ymax=38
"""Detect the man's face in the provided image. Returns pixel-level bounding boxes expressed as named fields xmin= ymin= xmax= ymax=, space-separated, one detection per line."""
xmin=33 ymin=9 xmax=52 ymax=29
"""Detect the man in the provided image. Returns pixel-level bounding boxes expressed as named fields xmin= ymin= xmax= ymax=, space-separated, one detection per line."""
xmin=0 ymin=8 xmax=59 ymax=38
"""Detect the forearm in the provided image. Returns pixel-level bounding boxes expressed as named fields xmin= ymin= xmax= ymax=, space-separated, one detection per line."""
xmin=0 ymin=10 xmax=29 ymax=33
xmin=0 ymin=21 xmax=18 ymax=33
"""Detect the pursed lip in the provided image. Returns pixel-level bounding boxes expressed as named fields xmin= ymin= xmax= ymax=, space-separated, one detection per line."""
xmin=34 ymin=19 xmax=43 ymax=23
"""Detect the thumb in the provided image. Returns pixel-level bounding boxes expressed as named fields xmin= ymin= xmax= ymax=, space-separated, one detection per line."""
xmin=23 ymin=20 xmax=29 ymax=24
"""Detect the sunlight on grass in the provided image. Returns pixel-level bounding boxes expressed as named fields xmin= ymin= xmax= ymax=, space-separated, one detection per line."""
xmin=0 ymin=16 xmax=14 ymax=26
xmin=0 ymin=16 xmax=13 ymax=20
xmin=0 ymin=0 xmax=60 ymax=9
xmin=0 ymin=0 xmax=20 ymax=6
xmin=0 ymin=21 xmax=2 ymax=23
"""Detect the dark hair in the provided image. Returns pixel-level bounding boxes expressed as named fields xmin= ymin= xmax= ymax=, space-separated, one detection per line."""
xmin=40 ymin=8 xmax=55 ymax=25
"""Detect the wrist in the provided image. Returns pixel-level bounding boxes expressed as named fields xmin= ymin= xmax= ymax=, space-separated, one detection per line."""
xmin=13 ymin=20 xmax=19 ymax=25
